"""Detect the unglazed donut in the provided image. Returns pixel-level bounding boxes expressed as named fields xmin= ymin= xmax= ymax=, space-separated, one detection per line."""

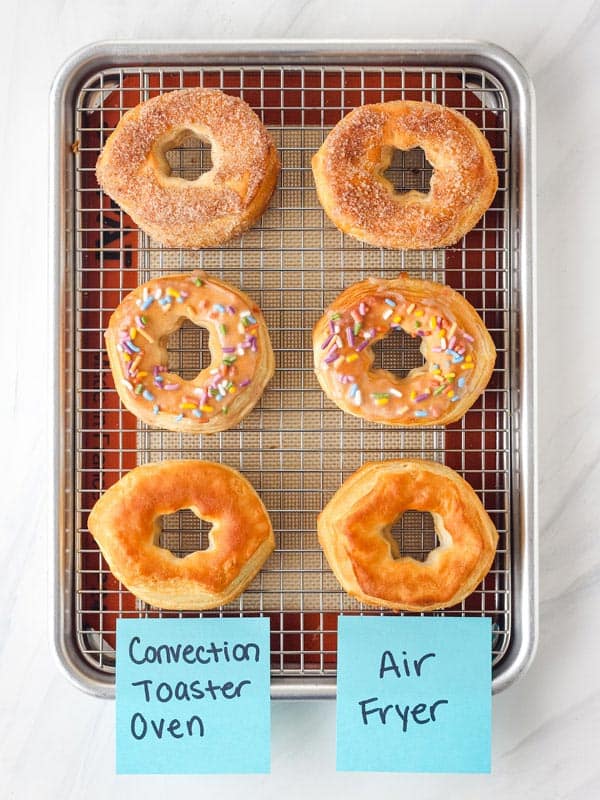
xmin=313 ymin=274 xmax=495 ymax=425
xmin=88 ymin=460 xmax=275 ymax=610
xmin=96 ymin=88 xmax=280 ymax=247
xmin=318 ymin=460 xmax=498 ymax=611
xmin=312 ymin=100 xmax=498 ymax=249
xmin=106 ymin=271 xmax=274 ymax=433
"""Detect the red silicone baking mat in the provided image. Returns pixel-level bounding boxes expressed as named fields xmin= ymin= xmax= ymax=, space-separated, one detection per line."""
xmin=72 ymin=62 xmax=510 ymax=682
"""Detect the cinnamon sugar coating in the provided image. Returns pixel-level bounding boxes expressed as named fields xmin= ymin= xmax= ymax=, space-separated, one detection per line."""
xmin=312 ymin=101 xmax=498 ymax=249
xmin=96 ymin=88 xmax=280 ymax=247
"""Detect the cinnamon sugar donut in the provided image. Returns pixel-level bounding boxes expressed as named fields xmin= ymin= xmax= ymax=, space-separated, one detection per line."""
xmin=318 ymin=459 xmax=498 ymax=611
xmin=312 ymin=100 xmax=498 ymax=249
xmin=96 ymin=88 xmax=280 ymax=248
xmin=106 ymin=271 xmax=274 ymax=433
xmin=313 ymin=274 xmax=495 ymax=426
xmin=88 ymin=460 xmax=275 ymax=610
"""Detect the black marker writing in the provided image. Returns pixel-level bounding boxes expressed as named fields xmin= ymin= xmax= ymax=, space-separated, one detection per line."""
xmin=130 ymin=712 xmax=205 ymax=740
xmin=131 ymin=678 xmax=252 ymax=702
xmin=379 ymin=650 xmax=436 ymax=679
xmin=358 ymin=697 xmax=448 ymax=730
xmin=128 ymin=637 xmax=260 ymax=666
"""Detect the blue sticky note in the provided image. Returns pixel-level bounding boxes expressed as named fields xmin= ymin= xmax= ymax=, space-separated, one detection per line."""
xmin=116 ymin=617 xmax=271 ymax=774
xmin=336 ymin=616 xmax=491 ymax=773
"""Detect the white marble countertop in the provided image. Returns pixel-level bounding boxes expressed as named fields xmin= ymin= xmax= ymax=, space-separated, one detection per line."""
xmin=2 ymin=0 xmax=599 ymax=797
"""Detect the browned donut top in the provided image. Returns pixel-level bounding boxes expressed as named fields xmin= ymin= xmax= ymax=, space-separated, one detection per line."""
xmin=88 ymin=460 xmax=274 ymax=599
xmin=312 ymin=101 xmax=498 ymax=249
xmin=96 ymin=87 xmax=278 ymax=241
xmin=318 ymin=459 xmax=499 ymax=611
xmin=342 ymin=464 xmax=486 ymax=605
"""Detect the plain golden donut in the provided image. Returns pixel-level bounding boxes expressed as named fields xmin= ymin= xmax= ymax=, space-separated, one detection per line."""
xmin=106 ymin=271 xmax=274 ymax=434
xmin=88 ymin=460 xmax=275 ymax=610
xmin=318 ymin=459 xmax=498 ymax=611
xmin=96 ymin=87 xmax=280 ymax=247
xmin=313 ymin=274 xmax=495 ymax=426
xmin=312 ymin=100 xmax=498 ymax=249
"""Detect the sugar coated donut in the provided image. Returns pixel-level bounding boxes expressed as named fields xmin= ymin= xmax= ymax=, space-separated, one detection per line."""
xmin=313 ymin=274 xmax=495 ymax=426
xmin=96 ymin=87 xmax=280 ymax=247
xmin=312 ymin=100 xmax=498 ymax=249
xmin=318 ymin=459 xmax=498 ymax=611
xmin=106 ymin=271 xmax=274 ymax=433
xmin=88 ymin=460 xmax=275 ymax=610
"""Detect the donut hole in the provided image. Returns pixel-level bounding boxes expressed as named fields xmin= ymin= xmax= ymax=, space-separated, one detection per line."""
xmin=164 ymin=129 xmax=213 ymax=181
xmin=158 ymin=508 xmax=213 ymax=558
xmin=382 ymin=147 xmax=433 ymax=195
xmin=387 ymin=511 xmax=438 ymax=563
xmin=167 ymin=319 xmax=211 ymax=380
xmin=371 ymin=328 xmax=425 ymax=380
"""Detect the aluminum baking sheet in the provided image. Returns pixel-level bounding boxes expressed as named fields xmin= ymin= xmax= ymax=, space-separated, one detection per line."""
xmin=50 ymin=41 xmax=537 ymax=698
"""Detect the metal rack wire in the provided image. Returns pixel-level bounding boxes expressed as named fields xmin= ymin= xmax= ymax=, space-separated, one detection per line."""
xmin=72 ymin=62 xmax=511 ymax=683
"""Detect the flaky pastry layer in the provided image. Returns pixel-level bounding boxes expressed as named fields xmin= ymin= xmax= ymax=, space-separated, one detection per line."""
xmin=106 ymin=271 xmax=274 ymax=434
xmin=96 ymin=88 xmax=279 ymax=248
xmin=88 ymin=460 xmax=275 ymax=610
xmin=318 ymin=459 xmax=498 ymax=611
xmin=313 ymin=274 xmax=496 ymax=426
xmin=312 ymin=100 xmax=498 ymax=249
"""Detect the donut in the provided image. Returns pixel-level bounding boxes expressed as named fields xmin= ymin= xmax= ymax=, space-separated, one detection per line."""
xmin=88 ymin=460 xmax=275 ymax=610
xmin=106 ymin=271 xmax=274 ymax=433
xmin=96 ymin=87 xmax=280 ymax=248
xmin=312 ymin=100 xmax=498 ymax=249
xmin=313 ymin=274 xmax=495 ymax=426
xmin=318 ymin=459 xmax=498 ymax=611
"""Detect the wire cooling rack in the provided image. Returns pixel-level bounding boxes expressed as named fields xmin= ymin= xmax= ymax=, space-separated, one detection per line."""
xmin=71 ymin=61 xmax=511 ymax=687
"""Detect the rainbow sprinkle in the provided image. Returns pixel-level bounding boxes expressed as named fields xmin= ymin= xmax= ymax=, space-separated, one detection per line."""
xmin=117 ymin=276 xmax=260 ymax=425
xmin=318 ymin=288 xmax=478 ymax=421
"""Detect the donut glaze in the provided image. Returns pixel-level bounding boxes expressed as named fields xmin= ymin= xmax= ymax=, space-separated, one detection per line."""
xmin=88 ymin=460 xmax=275 ymax=610
xmin=318 ymin=459 xmax=498 ymax=611
xmin=96 ymin=88 xmax=280 ymax=248
xmin=312 ymin=100 xmax=498 ymax=250
xmin=313 ymin=274 xmax=495 ymax=426
xmin=106 ymin=272 xmax=274 ymax=433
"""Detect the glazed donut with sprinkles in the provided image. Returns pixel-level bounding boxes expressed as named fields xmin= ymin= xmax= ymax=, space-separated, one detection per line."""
xmin=105 ymin=271 xmax=274 ymax=433
xmin=313 ymin=274 xmax=495 ymax=426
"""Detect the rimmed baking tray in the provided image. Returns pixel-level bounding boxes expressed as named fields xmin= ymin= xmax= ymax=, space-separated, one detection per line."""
xmin=50 ymin=40 xmax=537 ymax=698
